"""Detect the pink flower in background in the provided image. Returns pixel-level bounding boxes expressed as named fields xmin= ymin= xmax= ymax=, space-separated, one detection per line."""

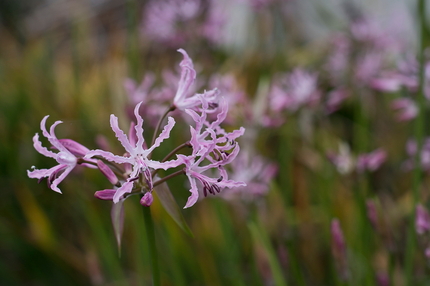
xmin=85 ymin=102 xmax=182 ymax=203
xmin=416 ymin=204 xmax=430 ymax=235
xmin=142 ymin=0 xmax=201 ymax=46
xmin=416 ymin=204 xmax=430 ymax=258
xmin=404 ymin=138 xmax=430 ymax=171
xmin=356 ymin=149 xmax=387 ymax=173
xmin=355 ymin=51 xmax=383 ymax=84
xmin=208 ymin=74 xmax=248 ymax=124
xmin=27 ymin=116 xmax=88 ymax=193
xmin=391 ymin=98 xmax=418 ymax=121
xmin=220 ymin=149 xmax=277 ymax=201
xmin=269 ymin=68 xmax=320 ymax=112
xmin=327 ymin=143 xmax=355 ymax=174
xmin=325 ymin=88 xmax=349 ymax=114
xmin=124 ymin=74 xmax=170 ymax=126
xmin=331 ymin=218 xmax=349 ymax=281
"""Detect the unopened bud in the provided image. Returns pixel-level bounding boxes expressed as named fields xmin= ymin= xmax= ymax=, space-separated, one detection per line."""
xmin=94 ymin=189 xmax=116 ymax=200
xmin=97 ymin=160 xmax=119 ymax=185
xmin=140 ymin=192 xmax=154 ymax=207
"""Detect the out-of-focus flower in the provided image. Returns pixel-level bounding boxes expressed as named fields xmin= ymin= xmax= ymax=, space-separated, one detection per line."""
xmin=376 ymin=271 xmax=390 ymax=286
xmin=327 ymin=143 xmax=355 ymax=174
xmin=85 ymin=102 xmax=182 ymax=203
xmin=415 ymin=204 xmax=430 ymax=258
xmin=391 ymin=98 xmax=418 ymax=121
xmin=356 ymin=149 xmax=387 ymax=173
xmin=325 ymin=88 xmax=349 ymax=114
xmin=366 ymin=199 xmax=379 ymax=230
xmin=404 ymin=138 xmax=430 ymax=171
xmin=269 ymin=68 xmax=320 ymax=113
xmin=331 ymin=218 xmax=348 ymax=281
xmin=142 ymin=0 xmax=201 ymax=46
xmin=208 ymin=74 xmax=248 ymax=124
xmin=27 ymin=116 xmax=90 ymax=194
xmin=355 ymin=51 xmax=383 ymax=84
xmin=416 ymin=204 xmax=430 ymax=235
xmin=220 ymin=149 xmax=277 ymax=201
xmin=124 ymin=74 xmax=170 ymax=126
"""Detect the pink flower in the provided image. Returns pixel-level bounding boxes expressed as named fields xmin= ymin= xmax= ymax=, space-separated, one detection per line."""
xmin=177 ymin=144 xmax=245 ymax=208
xmin=141 ymin=0 xmax=201 ymax=46
xmin=331 ymin=218 xmax=348 ymax=280
xmin=220 ymin=149 xmax=277 ymax=201
xmin=416 ymin=204 xmax=430 ymax=235
xmin=177 ymin=98 xmax=246 ymax=208
xmin=85 ymin=102 xmax=182 ymax=203
xmin=327 ymin=144 xmax=354 ymax=174
xmin=124 ymin=74 xmax=171 ymax=127
xmin=269 ymin=69 xmax=320 ymax=112
xmin=356 ymin=149 xmax=387 ymax=173
xmin=173 ymin=49 xmax=220 ymax=112
xmin=27 ymin=116 xmax=86 ymax=193
xmin=391 ymin=98 xmax=418 ymax=121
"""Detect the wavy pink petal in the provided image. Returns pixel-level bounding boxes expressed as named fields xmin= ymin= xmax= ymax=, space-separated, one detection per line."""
xmin=110 ymin=114 xmax=134 ymax=155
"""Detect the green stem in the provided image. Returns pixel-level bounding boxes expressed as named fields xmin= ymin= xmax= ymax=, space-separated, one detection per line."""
xmin=406 ymin=0 xmax=426 ymax=283
xmin=142 ymin=206 xmax=160 ymax=286
xmin=151 ymin=142 xmax=190 ymax=178
xmin=153 ymin=169 xmax=185 ymax=188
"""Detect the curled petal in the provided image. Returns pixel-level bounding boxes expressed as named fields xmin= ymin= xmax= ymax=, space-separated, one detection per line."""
xmin=110 ymin=114 xmax=134 ymax=155
xmin=32 ymin=133 xmax=57 ymax=159
xmin=50 ymin=165 xmax=74 ymax=193
xmin=146 ymin=117 xmax=175 ymax=154
xmin=85 ymin=149 xmax=133 ymax=165
xmin=113 ymin=181 xmax=134 ymax=203
xmin=184 ymin=174 xmax=199 ymax=209
xmin=133 ymin=102 xmax=146 ymax=154
xmin=147 ymin=158 xmax=184 ymax=170
xmin=174 ymin=49 xmax=196 ymax=105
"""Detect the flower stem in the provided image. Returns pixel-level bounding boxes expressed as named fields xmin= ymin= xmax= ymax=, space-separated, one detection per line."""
xmin=151 ymin=142 xmax=190 ymax=178
xmin=406 ymin=0 xmax=426 ymax=283
xmin=142 ymin=205 xmax=160 ymax=286
xmin=153 ymin=169 xmax=185 ymax=188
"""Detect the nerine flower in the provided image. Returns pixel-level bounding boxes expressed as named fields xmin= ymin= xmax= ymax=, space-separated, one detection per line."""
xmin=85 ymin=102 xmax=182 ymax=203
xmin=177 ymin=98 xmax=246 ymax=208
xmin=220 ymin=148 xmax=277 ymax=201
xmin=177 ymin=142 xmax=245 ymax=209
xmin=173 ymin=49 xmax=220 ymax=112
xmin=27 ymin=116 xmax=84 ymax=193
xmin=269 ymin=69 xmax=320 ymax=113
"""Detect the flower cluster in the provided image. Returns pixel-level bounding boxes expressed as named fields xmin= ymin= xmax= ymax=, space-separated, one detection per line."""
xmin=28 ymin=49 xmax=246 ymax=210
xmin=327 ymin=144 xmax=387 ymax=174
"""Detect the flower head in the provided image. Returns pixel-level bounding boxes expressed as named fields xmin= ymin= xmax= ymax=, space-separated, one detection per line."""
xmin=173 ymin=49 xmax=220 ymax=112
xmin=85 ymin=102 xmax=182 ymax=203
xmin=27 ymin=116 xmax=82 ymax=193
xmin=177 ymin=98 xmax=246 ymax=208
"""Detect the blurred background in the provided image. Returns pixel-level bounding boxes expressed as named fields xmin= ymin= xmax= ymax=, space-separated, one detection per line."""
xmin=1 ymin=0 xmax=429 ymax=285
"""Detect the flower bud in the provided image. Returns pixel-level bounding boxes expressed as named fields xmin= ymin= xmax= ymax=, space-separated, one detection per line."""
xmin=94 ymin=189 xmax=116 ymax=200
xmin=97 ymin=160 xmax=119 ymax=185
xmin=140 ymin=192 xmax=154 ymax=207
